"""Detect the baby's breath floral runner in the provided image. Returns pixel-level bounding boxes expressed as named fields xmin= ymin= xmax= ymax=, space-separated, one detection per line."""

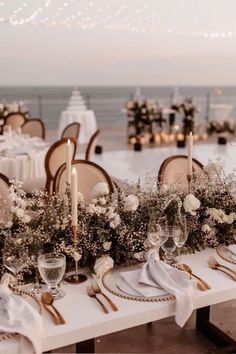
xmin=0 ymin=159 xmax=236 ymax=280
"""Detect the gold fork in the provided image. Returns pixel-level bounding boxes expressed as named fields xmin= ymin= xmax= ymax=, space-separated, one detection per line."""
xmin=209 ymin=256 xmax=236 ymax=276
xmin=208 ymin=257 xmax=236 ymax=281
xmin=91 ymin=280 xmax=118 ymax=311
xmin=87 ymin=286 xmax=109 ymax=314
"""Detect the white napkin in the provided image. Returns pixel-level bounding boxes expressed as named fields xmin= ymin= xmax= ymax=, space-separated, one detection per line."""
xmin=228 ymin=244 xmax=236 ymax=260
xmin=0 ymin=284 xmax=44 ymax=354
xmin=143 ymin=250 xmax=194 ymax=327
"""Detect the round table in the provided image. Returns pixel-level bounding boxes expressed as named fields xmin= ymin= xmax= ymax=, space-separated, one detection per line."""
xmin=58 ymin=110 xmax=97 ymax=144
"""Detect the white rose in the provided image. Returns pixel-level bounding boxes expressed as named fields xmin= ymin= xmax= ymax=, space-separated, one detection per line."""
xmin=201 ymin=224 xmax=211 ymax=233
xmin=73 ymin=251 xmax=82 ymax=262
xmin=94 ymin=255 xmax=114 ymax=278
xmin=91 ymin=182 xmax=110 ymax=198
xmin=183 ymin=194 xmax=200 ymax=215
xmin=16 ymin=208 xmax=24 ymax=219
xmin=110 ymin=214 xmax=121 ymax=229
xmin=103 ymin=241 xmax=112 ymax=251
xmin=124 ymin=195 xmax=139 ymax=212
xmin=22 ymin=214 xmax=31 ymax=223
xmin=160 ymin=183 xmax=169 ymax=194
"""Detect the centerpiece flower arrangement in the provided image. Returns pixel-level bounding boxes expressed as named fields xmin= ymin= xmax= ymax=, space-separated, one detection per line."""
xmin=0 ymin=159 xmax=235 ymax=280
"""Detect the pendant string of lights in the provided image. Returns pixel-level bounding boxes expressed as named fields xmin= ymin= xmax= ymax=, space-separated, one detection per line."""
xmin=0 ymin=0 xmax=236 ymax=38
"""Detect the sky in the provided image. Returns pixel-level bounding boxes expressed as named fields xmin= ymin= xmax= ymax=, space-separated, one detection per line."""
xmin=0 ymin=0 xmax=236 ymax=86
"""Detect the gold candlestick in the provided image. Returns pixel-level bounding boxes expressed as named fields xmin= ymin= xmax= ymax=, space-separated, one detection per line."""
xmin=66 ymin=224 xmax=87 ymax=284
xmin=187 ymin=174 xmax=192 ymax=193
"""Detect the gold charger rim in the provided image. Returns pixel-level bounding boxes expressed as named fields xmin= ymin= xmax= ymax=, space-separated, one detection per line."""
xmin=216 ymin=244 xmax=236 ymax=265
xmin=102 ymin=265 xmax=175 ymax=303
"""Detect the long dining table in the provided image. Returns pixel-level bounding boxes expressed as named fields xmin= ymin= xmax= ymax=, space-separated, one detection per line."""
xmin=1 ymin=248 xmax=236 ymax=354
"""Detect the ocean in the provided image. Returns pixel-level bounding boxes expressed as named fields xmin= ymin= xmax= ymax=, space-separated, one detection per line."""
xmin=0 ymin=86 xmax=236 ymax=131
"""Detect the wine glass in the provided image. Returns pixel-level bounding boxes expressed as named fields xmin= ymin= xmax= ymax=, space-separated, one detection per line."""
xmin=147 ymin=215 xmax=169 ymax=250
xmin=172 ymin=220 xmax=188 ymax=264
xmin=38 ymin=253 xmax=66 ymax=300
xmin=161 ymin=234 xmax=177 ymax=265
xmin=3 ymin=234 xmax=29 ymax=287
xmin=28 ymin=237 xmax=46 ymax=294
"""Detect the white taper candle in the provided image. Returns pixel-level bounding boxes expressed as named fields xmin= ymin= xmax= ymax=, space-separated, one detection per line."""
xmin=71 ymin=167 xmax=78 ymax=226
xmin=66 ymin=139 xmax=72 ymax=185
xmin=187 ymin=132 xmax=193 ymax=176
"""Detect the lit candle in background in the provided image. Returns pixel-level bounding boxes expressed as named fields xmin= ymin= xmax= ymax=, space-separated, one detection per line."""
xmin=66 ymin=139 xmax=72 ymax=185
xmin=71 ymin=167 xmax=78 ymax=226
xmin=187 ymin=132 xmax=193 ymax=176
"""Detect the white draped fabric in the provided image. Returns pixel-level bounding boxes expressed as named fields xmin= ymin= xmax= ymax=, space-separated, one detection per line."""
xmin=58 ymin=110 xmax=97 ymax=144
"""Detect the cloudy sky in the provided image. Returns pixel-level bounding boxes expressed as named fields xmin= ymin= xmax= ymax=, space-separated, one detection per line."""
xmin=1 ymin=0 xmax=236 ymax=86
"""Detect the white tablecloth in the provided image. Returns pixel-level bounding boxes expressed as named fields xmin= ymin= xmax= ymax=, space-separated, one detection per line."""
xmin=210 ymin=104 xmax=234 ymax=123
xmin=58 ymin=110 xmax=97 ymax=144
xmin=0 ymin=136 xmax=47 ymax=183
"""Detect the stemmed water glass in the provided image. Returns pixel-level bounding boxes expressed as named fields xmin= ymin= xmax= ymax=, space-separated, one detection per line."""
xmin=172 ymin=219 xmax=188 ymax=264
xmin=28 ymin=237 xmax=46 ymax=293
xmin=38 ymin=253 xmax=66 ymax=300
xmin=3 ymin=233 xmax=29 ymax=287
xmin=147 ymin=215 xmax=169 ymax=250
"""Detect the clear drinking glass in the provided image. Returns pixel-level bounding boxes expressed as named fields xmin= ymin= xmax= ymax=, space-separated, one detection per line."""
xmin=38 ymin=253 xmax=66 ymax=300
xmin=28 ymin=238 xmax=46 ymax=294
xmin=3 ymin=234 xmax=29 ymax=287
xmin=172 ymin=221 xmax=188 ymax=264
xmin=161 ymin=235 xmax=177 ymax=265
xmin=147 ymin=215 xmax=169 ymax=249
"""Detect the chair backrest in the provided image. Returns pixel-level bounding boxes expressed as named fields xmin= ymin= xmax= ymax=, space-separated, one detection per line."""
xmin=5 ymin=112 xmax=26 ymax=131
xmin=85 ymin=129 xmax=100 ymax=161
xmin=0 ymin=173 xmax=12 ymax=219
xmin=22 ymin=118 xmax=45 ymax=139
xmin=45 ymin=138 xmax=77 ymax=194
xmin=53 ymin=159 xmax=114 ymax=204
xmin=61 ymin=122 xmax=80 ymax=141
xmin=158 ymin=155 xmax=203 ymax=186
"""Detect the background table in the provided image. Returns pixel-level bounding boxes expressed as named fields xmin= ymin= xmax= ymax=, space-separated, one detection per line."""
xmin=1 ymin=248 xmax=236 ymax=354
xmin=210 ymin=104 xmax=234 ymax=123
xmin=58 ymin=110 xmax=97 ymax=144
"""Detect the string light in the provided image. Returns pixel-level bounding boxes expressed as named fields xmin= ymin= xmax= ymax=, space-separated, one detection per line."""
xmin=0 ymin=0 xmax=236 ymax=38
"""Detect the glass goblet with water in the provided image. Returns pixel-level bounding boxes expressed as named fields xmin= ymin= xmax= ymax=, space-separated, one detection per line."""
xmin=172 ymin=221 xmax=188 ymax=264
xmin=38 ymin=253 xmax=66 ymax=300
xmin=3 ymin=234 xmax=29 ymax=287
xmin=28 ymin=237 xmax=46 ymax=294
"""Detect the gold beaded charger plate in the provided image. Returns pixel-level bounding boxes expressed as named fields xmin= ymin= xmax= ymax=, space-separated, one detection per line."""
xmin=102 ymin=264 xmax=175 ymax=302
xmin=0 ymin=286 xmax=42 ymax=342
xmin=216 ymin=244 xmax=236 ymax=265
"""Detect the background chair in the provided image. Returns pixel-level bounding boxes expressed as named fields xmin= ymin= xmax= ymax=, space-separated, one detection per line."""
xmin=22 ymin=118 xmax=45 ymax=140
xmin=0 ymin=173 xmax=12 ymax=219
xmin=5 ymin=112 xmax=26 ymax=131
xmin=158 ymin=155 xmax=203 ymax=186
xmin=53 ymin=159 xmax=114 ymax=204
xmin=61 ymin=122 xmax=80 ymax=141
xmin=85 ymin=129 xmax=100 ymax=161
xmin=45 ymin=138 xmax=77 ymax=194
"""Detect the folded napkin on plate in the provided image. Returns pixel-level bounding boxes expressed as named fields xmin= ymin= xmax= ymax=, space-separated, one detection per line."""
xmin=120 ymin=250 xmax=194 ymax=327
xmin=0 ymin=284 xmax=44 ymax=354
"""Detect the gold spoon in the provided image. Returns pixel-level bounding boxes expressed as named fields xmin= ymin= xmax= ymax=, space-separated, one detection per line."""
xmin=41 ymin=292 xmax=65 ymax=325
xmin=181 ymin=264 xmax=211 ymax=290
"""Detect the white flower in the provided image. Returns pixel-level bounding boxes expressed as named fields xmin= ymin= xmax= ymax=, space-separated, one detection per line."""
xmin=99 ymin=197 xmax=107 ymax=206
xmin=15 ymin=208 xmax=24 ymax=219
xmin=73 ymin=252 xmax=82 ymax=262
xmin=201 ymin=224 xmax=211 ymax=233
xmin=103 ymin=241 xmax=112 ymax=251
xmin=183 ymin=194 xmax=200 ymax=215
xmin=77 ymin=192 xmax=84 ymax=205
xmin=160 ymin=184 xmax=169 ymax=194
xmin=91 ymin=182 xmax=109 ymax=198
xmin=94 ymin=255 xmax=114 ymax=278
xmin=22 ymin=214 xmax=31 ymax=223
xmin=133 ymin=251 xmax=145 ymax=262
xmin=124 ymin=195 xmax=139 ymax=212
xmin=110 ymin=214 xmax=121 ymax=229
